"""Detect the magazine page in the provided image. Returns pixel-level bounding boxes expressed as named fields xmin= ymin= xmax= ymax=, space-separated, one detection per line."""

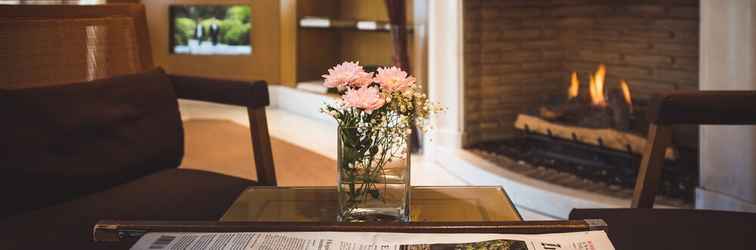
xmin=130 ymin=231 xmax=614 ymax=250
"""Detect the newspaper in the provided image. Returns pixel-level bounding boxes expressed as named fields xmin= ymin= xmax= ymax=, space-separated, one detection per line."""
xmin=130 ymin=230 xmax=614 ymax=250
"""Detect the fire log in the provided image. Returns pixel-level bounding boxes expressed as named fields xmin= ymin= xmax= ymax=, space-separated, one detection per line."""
xmin=539 ymin=89 xmax=633 ymax=131
xmin=514 ymin=114 xmax=677 ymax=160
xmin=608 ymin=89 xmax=632 ymax=130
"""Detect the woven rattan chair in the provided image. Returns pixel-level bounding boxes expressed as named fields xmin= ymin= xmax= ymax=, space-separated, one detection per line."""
xmin=0 ymin=4 xmax=276 ymax=185
xmin=0 ymin=3 xmax=278 ymax=249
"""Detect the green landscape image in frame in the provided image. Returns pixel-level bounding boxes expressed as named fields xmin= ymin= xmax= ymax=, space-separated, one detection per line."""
xmin=170 ymin=4 xmax=251 ymax=55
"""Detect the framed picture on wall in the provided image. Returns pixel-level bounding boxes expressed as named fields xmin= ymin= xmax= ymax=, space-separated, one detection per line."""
xmin=169 ymin=4 xmax=252 ymax=55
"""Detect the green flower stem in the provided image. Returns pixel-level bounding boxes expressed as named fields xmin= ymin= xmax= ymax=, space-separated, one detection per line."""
xmin=338 ymin=124 xmax=407 ymax=216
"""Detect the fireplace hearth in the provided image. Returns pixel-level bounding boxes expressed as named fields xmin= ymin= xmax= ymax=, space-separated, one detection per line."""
xmin=468 ymin=64 xmax=697 ymax=205
xmin=471 ymin=59 xmax=699 ymax=204
xmin=461 ymin=0 xmax=700 ymax=205
xmin=469 ymin=131 xmax=697 ymax=205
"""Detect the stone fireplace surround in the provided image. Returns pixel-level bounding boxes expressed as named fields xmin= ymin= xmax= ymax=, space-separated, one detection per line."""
xmin=427 ymin=0 xmax=756 ymax=219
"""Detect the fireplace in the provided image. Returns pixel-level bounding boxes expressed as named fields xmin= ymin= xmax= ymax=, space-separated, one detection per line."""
xmin=461 ymin=0 xmax=700 ymax=205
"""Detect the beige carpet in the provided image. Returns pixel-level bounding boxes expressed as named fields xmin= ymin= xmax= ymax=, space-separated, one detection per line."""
xmin=180 ymin=119 xmax=336 ymax=186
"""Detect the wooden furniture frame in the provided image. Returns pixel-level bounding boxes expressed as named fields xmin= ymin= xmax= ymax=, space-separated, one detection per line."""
xmin=632 ymin=91 xmax=756 ymax=208
xmin=93 ymin=219 xmax=608 ymax=242
xmin=0 ymin=4 xmax=277 ymax=186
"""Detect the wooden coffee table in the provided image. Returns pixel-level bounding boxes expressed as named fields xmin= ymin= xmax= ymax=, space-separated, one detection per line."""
xmin=221 ymin=186 xmax=522 ymax=222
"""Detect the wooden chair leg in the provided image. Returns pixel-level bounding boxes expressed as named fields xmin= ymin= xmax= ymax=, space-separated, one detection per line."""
xmin=248 ymin=107 xmax=277 ymax=186
xmin=632 ymin=123 xmax=672 ymax=208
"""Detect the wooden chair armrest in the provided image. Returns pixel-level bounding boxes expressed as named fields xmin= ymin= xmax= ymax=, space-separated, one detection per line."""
xmin=168 ymin=74 xmax=269 ymax=109
xmin=168 ymin=74 xmax=277 ymax=186
xmin=647 ymin=91 xmax=756 ymax=125
xmin=635 ymin=90 xmax=756 ymax=209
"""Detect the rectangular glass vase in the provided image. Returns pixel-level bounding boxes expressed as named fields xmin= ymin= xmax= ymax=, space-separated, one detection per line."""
xmin=337 ymin=126 xmax=411 ymax=222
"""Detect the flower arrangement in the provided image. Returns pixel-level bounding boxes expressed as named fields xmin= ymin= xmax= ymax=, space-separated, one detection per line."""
xmin=321 ymin=61 xmax=439 ymax=133
xmin=320 ymin=61 xmax=441 ymax=222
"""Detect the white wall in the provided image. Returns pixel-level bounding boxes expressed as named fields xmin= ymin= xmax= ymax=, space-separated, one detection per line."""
xmin=698 ymin=0 xmax=756 ymax=212
xmin=427 ymin=0 xmax=464 ymax=152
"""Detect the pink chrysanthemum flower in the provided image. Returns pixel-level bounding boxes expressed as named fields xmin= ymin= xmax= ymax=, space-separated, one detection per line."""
xmin=342 ymin=86 xmax=385 ymax=113
xmin=374 ymin=66 xmax=416 ymax=93
xmin=322 ymin=61 xmax=374 ymax=89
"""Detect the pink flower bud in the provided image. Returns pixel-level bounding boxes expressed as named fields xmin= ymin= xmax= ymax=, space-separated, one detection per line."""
xmin=342 ymin=86 xmax=386 ymax=113
xmin=374 ymin=66 xmax=416 ymax=93
xmin=321 ymin=61 xmax=374 ymax=89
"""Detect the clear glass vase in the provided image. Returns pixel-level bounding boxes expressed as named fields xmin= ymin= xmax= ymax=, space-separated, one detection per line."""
xmin=337 ymin=126 xmax=411 ymax=222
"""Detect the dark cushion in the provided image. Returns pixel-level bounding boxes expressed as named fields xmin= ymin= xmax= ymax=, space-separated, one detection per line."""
xmin=0 ymin=68 xmax=184 ymax=217
xmin=570 ymin=208 xmax=756 ymax=250
xmin=0 ymin=169 xmax=253 ymax=250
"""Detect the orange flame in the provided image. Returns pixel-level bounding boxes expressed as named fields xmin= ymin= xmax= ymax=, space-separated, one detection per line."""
xmin=568 ymin=71 xmax=579 ymax=100
xmin=567 ymin=64 xmax=634 ymax=110
xmin=589 ymin=64 xmax=607 ymax=107
xmin=620 ymin=80 xmax=633 ymax=112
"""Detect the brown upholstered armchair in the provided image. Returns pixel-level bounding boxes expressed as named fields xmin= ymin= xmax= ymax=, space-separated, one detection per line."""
xmin=0 ymin=4 xmax=275 ymax=249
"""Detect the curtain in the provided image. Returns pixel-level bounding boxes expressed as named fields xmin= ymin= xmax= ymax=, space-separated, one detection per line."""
xmin=384 ymin=0 xmax=411 ymax=73
xmin=385 ymin=0 xmax=421 ymax=151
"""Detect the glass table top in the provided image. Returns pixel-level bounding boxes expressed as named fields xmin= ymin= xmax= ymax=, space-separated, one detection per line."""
xmin=221 ymin=186 xmax=521 ymax=222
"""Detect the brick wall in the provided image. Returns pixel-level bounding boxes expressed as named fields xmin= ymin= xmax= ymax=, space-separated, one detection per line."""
xmin=463 ymin=0 xmax=699 ymax=146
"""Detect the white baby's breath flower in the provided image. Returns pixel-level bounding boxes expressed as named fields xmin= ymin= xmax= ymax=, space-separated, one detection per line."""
xmin=402 ymin=86 xmax=413 ymax=94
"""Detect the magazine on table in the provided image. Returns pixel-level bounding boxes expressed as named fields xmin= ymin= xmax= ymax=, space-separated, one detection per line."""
xmin=130 ymin=230 xmax=614 ymax=250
